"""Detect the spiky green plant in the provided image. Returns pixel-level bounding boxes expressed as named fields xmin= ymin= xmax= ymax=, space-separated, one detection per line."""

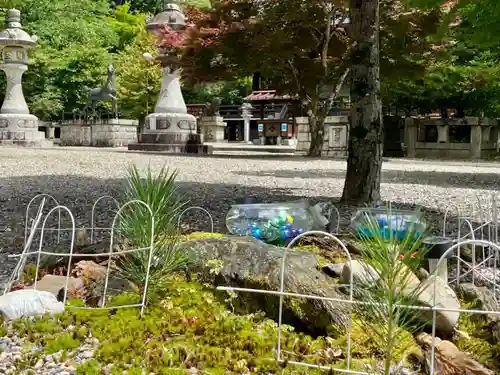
xmin=352 ymin=204 xmax=430 ymax=375
xmin=116 ymin=164 xmax=193 ymax=294
xmin=118 ymin=164 xmax=186 ymax=247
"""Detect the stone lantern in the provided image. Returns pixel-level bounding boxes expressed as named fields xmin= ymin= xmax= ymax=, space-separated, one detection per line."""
xmin=0 ymin=9 xmax=47 ymax=147
xmin=128 ymin=0 xmax=205 ymax=153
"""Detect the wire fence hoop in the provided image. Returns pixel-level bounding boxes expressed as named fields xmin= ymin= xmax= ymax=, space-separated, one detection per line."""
xmin=103 ymin=199 xmax=155 ymax=316
xmin=24 ymin=193 xmax=60 ymax=246
xmin=90 ymin=195 xmax=120 ymax=244
xmin=177 ymin=206 xmax=214 ymax=233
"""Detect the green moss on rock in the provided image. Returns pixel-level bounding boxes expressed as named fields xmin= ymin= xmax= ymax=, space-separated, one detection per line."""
xmin=182 ymin=232 xmax=225 ymax=240
xmin=454 ymin=301 xmax=500 ymax=370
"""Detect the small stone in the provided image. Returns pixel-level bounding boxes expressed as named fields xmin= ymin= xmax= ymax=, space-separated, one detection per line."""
xmin=81 ymin=350 xmax=94 ymax=359
xmin=416 ymin=267 xmax=430 ymax=280
xmin=340 ymin=260 xmax=379 ymax=286
xmin=34 ymin=358 xmax=44 ymax=369
xmin=322 ymin=263 xmax=344 ymax=277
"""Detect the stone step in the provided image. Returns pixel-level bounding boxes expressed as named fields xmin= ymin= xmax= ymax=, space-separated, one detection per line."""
xmin=212 ymin=150 xmax=296 ymax=157
xmin=0 ymin=139 xmax=53 ymax=148
xmin=205 ymin=143 xmax=296 ymax=154
xmin=127 ymin=142 xmax=209 ymax=154
xmin=139 ymin=133 xmax=201 ymax=144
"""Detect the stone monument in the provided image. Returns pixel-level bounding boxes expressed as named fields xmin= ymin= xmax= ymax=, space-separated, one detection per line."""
xmin=128 ymin=0 xmax=207 ymax=153
xmin=0 ymin=9 xmax=50 ymax=147
xmin=199 ymin=98 xmax=226 ymax=142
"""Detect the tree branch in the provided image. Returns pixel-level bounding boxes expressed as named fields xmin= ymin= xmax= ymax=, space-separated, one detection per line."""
xmin=287 ymin=59 xmax=309 ymax=102
xmin=321 ymin=8 xmax=336 ymax=71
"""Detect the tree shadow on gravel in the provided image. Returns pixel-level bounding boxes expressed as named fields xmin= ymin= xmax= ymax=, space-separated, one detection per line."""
xmin=0 ymin=175 xmax=490 ymax=282
xmin=233 ymin=169 xmax=500 ymax=189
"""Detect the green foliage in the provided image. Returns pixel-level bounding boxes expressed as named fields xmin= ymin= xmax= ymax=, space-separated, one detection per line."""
xmin=117 ymin=164 xmax=192 ymax=294
xmin=0 ymin=0 xmax=126 ymax=120
xmin=453 ymin=0 xmax=500 ymax=49
xmin=183 ymin=77 xmax=252 ymax=105
xmin=383 ymin=0 xmax=500 ymax=116
xmin=108 ymin=2 xmax=147 ymax=51
xmin=119 ymin=0 xmax=211 ymax=15
xmin=119 ymin=164 xmax=185 ymax=247
xmin=44 ymin=333 xmax=81 ymax=354
xmin=333 ymin=316 xmax=421 ymax=363
xmin=116 ymin=29 xmax=162 ymax=123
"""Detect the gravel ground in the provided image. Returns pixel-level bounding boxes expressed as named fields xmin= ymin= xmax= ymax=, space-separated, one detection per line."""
xmin=1 ymin=147 xmax=500 ymax=275
xmin=0 ymin=146 xmax=500 ymax=373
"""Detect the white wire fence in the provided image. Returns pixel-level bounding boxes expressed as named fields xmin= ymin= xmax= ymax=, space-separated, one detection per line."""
xmin=7 ymin=194 xmax=215 ymax=316
xmin=213 ymin=194 xmax=500 ymax=375
xmin=5 ymin=193 xmax=500 ymax=374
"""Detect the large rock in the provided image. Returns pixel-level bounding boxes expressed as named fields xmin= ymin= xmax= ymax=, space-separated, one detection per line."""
xmin=416 ymin=332 xmax=494 ymax=375
xmin=86 ymin=275 xmax=138 ymax=307
xmin=179 ymin=236 xmax=349 ymax=333
xmin=370 ymin=263 xmax=459 ymax=336
xmin=412 ymin=275 xmax=460 ymax=335
xmin=457 ymin=283 xmax=498 ymax=315
xmin=30 ymin=275 xmax=84 ymax=298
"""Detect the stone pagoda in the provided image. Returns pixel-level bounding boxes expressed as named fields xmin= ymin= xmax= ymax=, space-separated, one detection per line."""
xmin=128 ymin=0 xmax=207 ymax=153
xmin=0 ymin=9 xmax=49 ymax=147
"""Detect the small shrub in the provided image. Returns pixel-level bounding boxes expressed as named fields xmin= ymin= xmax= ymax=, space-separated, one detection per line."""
xmin=117 ymin=164 xmax=193 ymax=295
xmin=353 ymin=205 xmax=429 ymax=375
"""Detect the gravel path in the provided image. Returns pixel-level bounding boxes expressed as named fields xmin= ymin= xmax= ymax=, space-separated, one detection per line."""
xmin=0 ymin=146 xmax=500 ymax=374
xmin=1 ymin=147 xmax=500 ymax=264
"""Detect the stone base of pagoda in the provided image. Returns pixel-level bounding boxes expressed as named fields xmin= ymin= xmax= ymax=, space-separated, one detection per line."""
xmin=0 ymin=113 xmax=52 ymax=147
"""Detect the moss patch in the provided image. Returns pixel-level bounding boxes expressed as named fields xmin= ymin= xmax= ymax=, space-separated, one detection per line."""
xmin=454 ymin=301 xmax=500 ymax=370
xmin=181 ymin=232 xmax=225 ymax=240
xmin=9 ymin=279 xmax=421 ymax=373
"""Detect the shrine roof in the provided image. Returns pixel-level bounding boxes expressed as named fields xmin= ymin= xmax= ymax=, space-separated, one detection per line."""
xmin=244 ymin=90 xmax=300 ymax=102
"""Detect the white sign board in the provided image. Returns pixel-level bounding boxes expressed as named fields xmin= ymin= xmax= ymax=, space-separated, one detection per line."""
xmin=328 ymin=125 xmax=348 ymax=148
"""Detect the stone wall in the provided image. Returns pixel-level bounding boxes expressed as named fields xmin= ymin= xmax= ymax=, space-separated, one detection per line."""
xmin=60 ymin=119 xmax=138 ymax=147
xmin=295 ymin=116 xmax=349 ymax=157
xmin=405 ymin=117 xmax=498 ymax=159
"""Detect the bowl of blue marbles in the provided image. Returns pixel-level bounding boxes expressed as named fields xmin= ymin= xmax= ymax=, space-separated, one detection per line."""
xmin=351 ymin=208 xmax=426 ymax=240
xmin=225 ymin=201 xmax=326 ymax=245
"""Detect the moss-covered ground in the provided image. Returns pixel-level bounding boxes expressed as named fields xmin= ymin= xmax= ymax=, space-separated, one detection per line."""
xmin=8 ymin=232 xmax=500 ymax=374
xmin=10 ymin=279 xmax=422 ymax=374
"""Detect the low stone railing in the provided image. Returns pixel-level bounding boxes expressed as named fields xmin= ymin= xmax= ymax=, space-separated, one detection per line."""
xmin=295 ymin=116 xmax=349 ymax=157
xmin=404 ymin=117 xmax=498 ymax=159
xmin=59 ymin=119 xmax=138 ymax=147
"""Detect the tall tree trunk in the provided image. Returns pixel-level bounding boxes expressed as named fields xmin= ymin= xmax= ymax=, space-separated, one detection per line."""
xmin=252 ymin=72 xmax=261 ymax=91
xmin=341 ymin=0 xmax=383 ymax=204
xmin=308 ymin=112 xmax=325 ymax=157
